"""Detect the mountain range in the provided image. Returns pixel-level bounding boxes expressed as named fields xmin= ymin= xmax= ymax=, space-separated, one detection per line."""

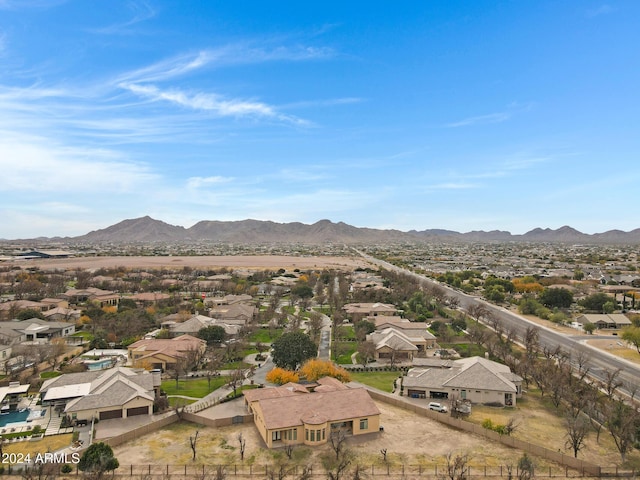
xmin=17 ymin=216 xmax=640 ymax=244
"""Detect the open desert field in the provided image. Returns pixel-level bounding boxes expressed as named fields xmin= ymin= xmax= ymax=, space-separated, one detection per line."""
xmin=11 ymin=255 xmax=372 ymax=272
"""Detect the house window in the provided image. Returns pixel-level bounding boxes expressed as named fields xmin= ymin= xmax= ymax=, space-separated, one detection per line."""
xmin=293 ymin=429 xmax=297 ymax=441
xmin=305 ymin=429 xmax=309 ymax=441
xmin=322 ymin=428 xmax=325 ymax=440
xmin=272 ymin=431 xmax=281 ymax=442
xmin=310 ymin=430 xmax=315 ymax=442
xmin=360 ymin=418 xmax=368 ymax=430
xmin=316 ymin=429 xmax=321 ymax=441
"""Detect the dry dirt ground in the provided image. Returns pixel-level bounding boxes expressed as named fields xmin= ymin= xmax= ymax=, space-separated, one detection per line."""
xmin=11 ymin=255 xmax=371 ymax=272
xmin=111 ymin=400 xmax=600 ymax=473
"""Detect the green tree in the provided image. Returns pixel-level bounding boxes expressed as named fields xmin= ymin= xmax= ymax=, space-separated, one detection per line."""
xmin=485 ymin=285 xmax=506 ymax=303
xmin=354 ymin=319 xmax=376 ymax=341
xmin=78 ymin=442 xmax=120 ymax=478
xmin=197 ymin=325 xmax=226 ymax=346
xmin=583 ymin=322 xmax=596 ymax=334
xmin=539 ymin=287 xmax=574 ymax=309
xmin=603 ymin=301 xmax=616 ymax=314
xmin=16 ymin=308 xmax=45 ymax=320
xmin=271 ymin=331 xmax=317 ymax=370
xmin=621 ymin=326 xmax=640 ymax=353
xmin=117 ymin=298 xmax=137 ymax=311
xmin=579 ymin=292 xmax=614 ymax=312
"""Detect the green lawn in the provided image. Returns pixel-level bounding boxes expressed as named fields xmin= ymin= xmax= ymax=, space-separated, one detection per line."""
xmin=161 ymin=376 xmax=229 ymax=398
xmin=349 ymin=371 xmax=401 ymax=393
xmin=71 ymin=330 xmax=94 ymax=340
xmin=40 ymin=371 xmax=62 ymax=379
xmin=249 ymin=327 xmax=283 ymax=343
xmin=334 ymin=341 xmax=357 ymax=364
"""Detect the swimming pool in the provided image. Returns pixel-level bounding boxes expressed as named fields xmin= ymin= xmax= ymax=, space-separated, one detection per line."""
xmin=85 ymin=358 xmax=115 ymax=370
xmin=0 ymin=409 xmax=29 ymax=427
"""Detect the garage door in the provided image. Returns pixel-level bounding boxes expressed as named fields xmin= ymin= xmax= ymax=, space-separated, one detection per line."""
xmin=126 ymin=406 xmax=149 ymax=417
xmin=99 ymin=409 xmax=123 ymax=420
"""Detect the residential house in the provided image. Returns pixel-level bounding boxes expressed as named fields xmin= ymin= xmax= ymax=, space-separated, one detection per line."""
xmin=343 ymin=303 xmax=397 ymax=322
xmin=0 ymin=318 xmax=75 ymax=343
xmin=209 ymin=303 xmax=256 ymax=326
xmin=127 ymin=335 xmax=206 ymax=371
xmin=366 ymin=328 xmax=418 ymax=363
xmin=372 ymin=318 xmax=437 ymax=354
xmin=161 ymin=314 xmax=241 ymax=338
xmin=61 ymin=287 xmax=120 ymax=307
xmin=243 ymin=377 xmax=381 ymax=448
xmin=576 ymin=313 xmax=632 ymax=330
xmin=43 ymin=307 xmax=82 ymax=322
xmin=40 ymin=367 xmax=159 ymax=421
xmin=403 ymin=356 xmax=523 ymax=407
xmin=128 ymin=292 xmax=171 ymax=305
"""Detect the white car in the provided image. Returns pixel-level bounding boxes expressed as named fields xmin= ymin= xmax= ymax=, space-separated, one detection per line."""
xmin=428 ymin=402 xmax=448 ymax=413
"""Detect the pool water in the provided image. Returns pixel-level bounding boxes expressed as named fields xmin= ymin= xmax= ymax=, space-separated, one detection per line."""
xmin=0 ymin=409 xmax=29 ymax=427
xmin=85 ymin=358 xmax=115 ymax=370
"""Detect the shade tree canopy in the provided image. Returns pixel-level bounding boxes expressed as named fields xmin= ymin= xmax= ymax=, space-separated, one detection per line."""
xmin=271 ymin=331 xmax=318 ymax=370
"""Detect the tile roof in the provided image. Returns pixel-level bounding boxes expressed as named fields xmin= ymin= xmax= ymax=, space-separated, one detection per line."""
xmin=254 ymin=387 xmax=380 ymax=430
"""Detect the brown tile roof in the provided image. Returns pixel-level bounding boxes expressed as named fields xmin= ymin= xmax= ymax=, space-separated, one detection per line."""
xmin=128 ymin=335 xmax=205 ymax=359
xmin=255 ymin=387 xmax=379 ymax=430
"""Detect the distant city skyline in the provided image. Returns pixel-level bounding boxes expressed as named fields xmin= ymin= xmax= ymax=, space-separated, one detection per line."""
xmin=1 ymin=1 xmax=639 ymax=239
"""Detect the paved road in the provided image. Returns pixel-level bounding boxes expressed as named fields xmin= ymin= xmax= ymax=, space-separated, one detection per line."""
xmin=357 ymin=250 xmax=640 ymax=396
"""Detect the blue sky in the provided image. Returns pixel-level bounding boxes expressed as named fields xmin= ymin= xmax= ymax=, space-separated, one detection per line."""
xmin=1 ymin=1 xmax=638 ymax=239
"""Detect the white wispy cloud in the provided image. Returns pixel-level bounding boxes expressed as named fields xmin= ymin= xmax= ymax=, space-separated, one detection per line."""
xmin=586 ymin=4 xmax=615 ymax=17
xmin=423 ymin=182 xmax=478 ymax=191
xmin=0 ymin=0 xmax=67 ymax=10
xmin=114 ymin=51 xmax=216 ymax=84
xmin=115 ymin=43 xmax=333 ymax=85
xmin=88 ymin=0 xmax=157 ymax=35
xmin=0 ymin=132 xmax=157 ymax=193
xmin=282 ymin=97 xmax=363 ymax=110
xmin=186 ymin=176 xmax=234 ymax=189
xmin=120 ymin=82 xmax=308 ymax=124
xmin=446 ymin=111 xmax=512 ymax=128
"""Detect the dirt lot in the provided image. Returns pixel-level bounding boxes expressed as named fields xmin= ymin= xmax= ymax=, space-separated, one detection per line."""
xmin=11 ymin=255 xmax=371 ymax=272
xmin=112 ymin=401 xmax=582 ymax=471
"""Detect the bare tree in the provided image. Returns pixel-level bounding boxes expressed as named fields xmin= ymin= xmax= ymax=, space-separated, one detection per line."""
xmin=441 ymin=452 xmax=469 ymax=480
xmin=307 ymin=311 xmax=324 ymax=343
xmin=212 ymin=465 xmax=227 ymax=480
xmin=466 ymin=304 xmax=490 ymax=323
xmin=237 ymin=433 xmax=246 ymax=461
xmin=357 ymin=341 xmax=376 ymax=367
xmin=189 ymin=430 xmax=199 ymax=461
xmin=380 ymin=448 xmax=388 ymax=463
xmin=602 ymin=368 xmax=623 ymax=400
xmin=329 ymin=429 xmax=348 ymax=460
xmin=284 ymin=443 xmax=295 ymax=460
xmin=517 ymin=454 xmax=534 ymax=480
xmin=604 ymin=399 xmax=639 ymax=462
xmin=321 ymin=449 xmax=353 ymax=480
xmin=565 ymin=414 xmax=590 ymax=458
xmin=227 ymin=367 xmax=247 ymax=397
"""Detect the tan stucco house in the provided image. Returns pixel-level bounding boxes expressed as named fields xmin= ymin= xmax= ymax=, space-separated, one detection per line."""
xmin=243 ymin=377 xmax=381 ymax=448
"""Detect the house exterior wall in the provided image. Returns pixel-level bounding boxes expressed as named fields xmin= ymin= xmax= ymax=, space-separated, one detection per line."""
xmin=405 ymin=386 xmax=514 ymax=406
xmin=252 ymin=401 xmax=380 ymax=449
xmin=69 ymin=396 xmax=153 ymax=421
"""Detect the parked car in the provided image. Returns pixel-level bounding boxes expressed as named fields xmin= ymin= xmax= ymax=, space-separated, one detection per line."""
xmin=428 ymin=402 xmax=448 ymax=413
